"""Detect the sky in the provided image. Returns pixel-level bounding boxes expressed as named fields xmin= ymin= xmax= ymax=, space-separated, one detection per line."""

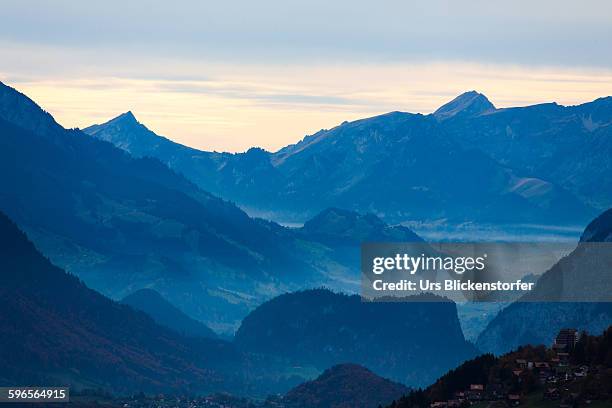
xmin=1 ymin=0 xmax=612 ymax=152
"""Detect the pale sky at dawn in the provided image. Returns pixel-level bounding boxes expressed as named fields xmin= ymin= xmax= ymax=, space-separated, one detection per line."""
xmin=1 ymin=0 xmax=612 ymax=152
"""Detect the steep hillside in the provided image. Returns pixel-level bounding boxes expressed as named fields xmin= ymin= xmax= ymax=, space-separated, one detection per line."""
xmin=122 ymin=288 xmax=217 ymax=339
xmin=0 ymin=211 xmax=242 ymax=393
xmin=477 ymin=208 xmax=612 ymax=355
xmin=390 ymin=327 xmax=612 ymax=408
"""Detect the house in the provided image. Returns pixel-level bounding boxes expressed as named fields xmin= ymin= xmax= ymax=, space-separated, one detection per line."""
xmin=486 ymin=383 xmax=505 ymax=400
xmin=553 ymin=328 xmax=579 ymax=351
xmin=467 ymin=384 xmax=484 ymax=401
xmin=556 ymin=352 xmax=570 ymax=365
xmin=430 ymin=402 xmax=447 ymax=408
xmin=516 ymin=359 xmax=527 ymax=368
xmin=546 ymin=375 xmax=558 ymax=384
xmin=508 ymin=394 xmax=521 ymax=406
xmin=544 ymin=387 xmax=560 ymax=400
xmin=539 ymin=370 xmax=553 ymax=384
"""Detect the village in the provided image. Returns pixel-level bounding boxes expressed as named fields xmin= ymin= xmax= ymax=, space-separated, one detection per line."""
xmin=429 ymin=329 xmax=611 ymax=408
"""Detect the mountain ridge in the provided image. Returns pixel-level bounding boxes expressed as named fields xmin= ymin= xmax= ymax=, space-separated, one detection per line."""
xmin=84 ymin=91 xmax=604 ymax=225
xmin=0 ymin=81 xmax=381 ymax=332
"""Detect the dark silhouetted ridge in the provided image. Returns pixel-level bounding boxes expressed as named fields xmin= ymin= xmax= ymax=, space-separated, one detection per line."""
xmin=234 ymin=289 xmax=477 ymax=387
xmin=281 ymin=363 xmax=409 ymax=408
xmin=300 ymin=208 xmax=422 ymax=244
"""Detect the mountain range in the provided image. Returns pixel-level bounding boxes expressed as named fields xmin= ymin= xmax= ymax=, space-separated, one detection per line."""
xmin=438 ymin=92 xmax=612 ymax=210
xmin=0 ymin=206 xmax=479 ymax=397
xmin=0 ymin=81 xmax=412 ymax=332
xmin=3 ymin=79 xmax=612 ymax=401
xmin=0 ymin=80 xmax=480 ymax=395
xmin=84 ymin=91 xmax=612 ymax=226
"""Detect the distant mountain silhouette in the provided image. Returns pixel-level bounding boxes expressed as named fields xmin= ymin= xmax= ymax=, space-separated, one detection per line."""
xmin=122 ymin=288 xmax=217 ymax=339
xmin=0 ymin=210 xmax=242 ymax=393
xmin=85 ymin=110 xmax=206 ymax=163
xmin=477 ymin=208 xmax=612 ymax=354
xmin=439 ymin=95 xmax=612 ymax=212
xmin=85 ymin=93 xmax=605 ymax=225
xmin=300 ymin=207 xmax=422 ymax=245
xmin=275 ymin=363 xmax=409 ymax=408
xmin=2 ymin=81 xmax=416 ymax=331
xmin=234 ymin=289 xmax=478 ymax=387
xmin=433 ymin=91 xmax=495 ymax=120
xmin=294 ymin=208 xmax=425 ymax=285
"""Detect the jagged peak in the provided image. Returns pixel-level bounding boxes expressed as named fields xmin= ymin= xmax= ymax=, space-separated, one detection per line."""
xmin=434 ymin=90 xmax=496 ymax=120
xmin=108 ymin=110 xmax=139 ymax=126
xmin=84 ymin=111 xmax=143 ymax=135
xmin=83 ymin=110 xmax=157 ymax=147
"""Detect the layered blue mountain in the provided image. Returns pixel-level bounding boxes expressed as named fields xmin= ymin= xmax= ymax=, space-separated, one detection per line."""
xmin=476 ymin=208 xmax=612 ymax=355
xmin=84 ymin=92 xmax=605 ymax=225
xmin=234 ymin=289 xmax=478 ymax=387
xmin=0 ymin=81 xmax=387 ymax=332
xmin=121 ymin=288 xmax=217 ymax=339
xmin=437 ymin=92 xmax=612 ymax=211
xmin=0 ymin=210 xmax=242 ymax=393
xmin=299 ymin=207 xmax=422 ymax=245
